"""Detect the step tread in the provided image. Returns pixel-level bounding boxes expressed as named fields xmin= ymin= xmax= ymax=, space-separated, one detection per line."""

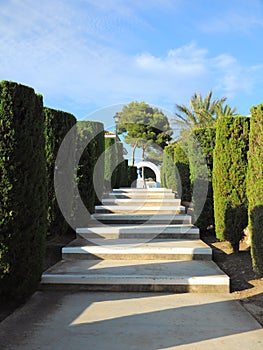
xmin=92 ymin=214 xmax=191 ymax=221
xmin=63 ymin=239 xmax=211 ymax=253
xmin=95 ymin=205 xmax=185 ymax=210
xmin=42 ymin=259 xmax=229 ymax=284
xmin=77 ymin=224 xmax=199 ymax=234
xmin=102 ymin=199 xmax=181 ymax=205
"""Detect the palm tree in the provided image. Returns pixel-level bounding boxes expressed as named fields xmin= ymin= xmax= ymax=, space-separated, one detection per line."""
xmin=174 ymin=90 xmax=236 ymax=129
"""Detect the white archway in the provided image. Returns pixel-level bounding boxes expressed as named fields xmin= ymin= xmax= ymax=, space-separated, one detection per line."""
xmin=135 ymin=161 xmax=161 ymax=187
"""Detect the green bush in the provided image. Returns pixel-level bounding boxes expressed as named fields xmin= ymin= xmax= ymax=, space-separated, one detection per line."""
xmin=0 ymin=81 xmax=47 ymax=302
xmin=44 ymin=107 xmax=76 ymax=237
xmin=75 ymin=121 xmax=105 ymax=220
xmin=247 ymin=104 xmax=263 ymax=276
xmin=162 ymin=145 xmax=177 ymax=191
xmin=173 ymin=142 xmax=191 ymax=203
xmin=128 ymin=165 xmax=138 ymax=187
xmin=191 ymin=127 xmax=216 ymax=233
xmin=114 ymin=142 xmax=126 ymax=188
xmin=104 ymin=137 xmax=117 ymax=190
xmin=213 ymin=116 xmax=249 ymax=252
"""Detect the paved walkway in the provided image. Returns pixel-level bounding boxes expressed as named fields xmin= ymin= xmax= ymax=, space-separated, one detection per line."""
xmin=0 ymin=291 xmax=262 ymax=349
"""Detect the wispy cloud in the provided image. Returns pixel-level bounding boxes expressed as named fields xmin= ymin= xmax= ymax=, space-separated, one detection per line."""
xmin=198 ymin=0 xmax=263 ymax=34
xmin=0 ymin=0 xmax=261 ymax=119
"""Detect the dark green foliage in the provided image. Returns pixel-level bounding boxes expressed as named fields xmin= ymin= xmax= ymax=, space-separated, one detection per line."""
xmin=139 ymin=167 xmax=156 ymax=181
xmin=79 ymin=121 xmax=104 ymax=204
xmin=247 ymin=105 xmax=263 ymax=276
xmin=44 ymin=107 xmax=76 ymax=237
xmin=127 ymin=165 xmax=138 ymax=187
xmin=191 ymin=127 xmax=216 ymax=233
xmin=187 ymin=132 xmax=210 ymax=233
xmin=117 ymin=101 xmax=172 ymax=165
xmin=173 ymin=142 xmax=191 ymax=203
xmin=213 ymin=116 xmax=249 ymax=252
xmin=0 ymin=81 xmax=47 ymax=302
xmin=104 ymin=137 xmax=117 ymax=190
xmin=114 ymin=142 xmax=126 ymax=188
xmin=162 ymin=145 xmax=177 ymax=191
xmin=76 ymin=121 xmax=105 ymax=220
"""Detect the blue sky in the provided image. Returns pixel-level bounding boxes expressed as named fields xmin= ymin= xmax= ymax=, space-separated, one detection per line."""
xmin=1 ymin=0 xmax=263 ymax=130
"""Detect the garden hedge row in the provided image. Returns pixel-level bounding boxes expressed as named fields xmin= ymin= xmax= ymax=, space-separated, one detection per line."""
xmin=44 ymin=107 xmax=76 ymax=237
xmin=161 ymin=145 xmax=177 ymax=191
xmin=190 ymin=127 xmax=216 ymax=233
xmin=76 ymin=121 xmax=105 ymax=217
xmin=213 ymin=116 xmax=249 ymax=252
xmin=173 ymin=142 xmax=191 ymax=203
xmin=0 ymin=81 xmax=47 ymax=302
xmin=247 ymin=105 xmax=263 ymax=276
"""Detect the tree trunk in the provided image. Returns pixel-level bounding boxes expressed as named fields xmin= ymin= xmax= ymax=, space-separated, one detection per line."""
xmin=131 ymin=142 xmax=137 ymax=166
xmin=142 ymin=146 xmax=145 ymax=187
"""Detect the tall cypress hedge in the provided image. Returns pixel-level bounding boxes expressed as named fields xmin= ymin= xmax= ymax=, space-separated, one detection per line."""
xmin=247 ymin=105 xmax=263 ymax=276
xmin=76 ymin=121 xmax=105 ymax=219
xmin=114 ymin=142 xmax=126 ymax=188
xmin=173 ymin=142 xmax=191 ymax=203
xmin=0 ymin=81 xmax=47 ymax=301
xmin=44 ymin=107 xmax=76 ymax=237
xmin=104 ymin=137 xmax=117 ymax=190
xmin=191 ymin=127 xmax=216 ymax=233
xmin=162 ymin=145 xmax=177 ymax=191
xmin=213 ymin=116 xmax=249 ymax=252
xmin=127 ymin=165 xmax=138 ymax=187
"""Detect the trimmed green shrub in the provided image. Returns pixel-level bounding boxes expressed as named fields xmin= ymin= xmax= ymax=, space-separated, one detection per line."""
xmin=75 ymin=121 xmax=105 ymax=219
xmin=76 ymin=122 xmax=95 ymax=216
xmin=247 ymin=104 xmax=263 ymax=276
xmin=162 ymin=145 xmax=177 ymax=191
xmin=114 ymin=142 xmax=125 ymax=188
xmin=213 ymin=116 xmax=249 ymax=252
xmin=187 ymin=132 xmax=210 ymax=233
xmin=91 ymin=121 xmax=105 ymax=204
xmin=44 ymin=107 xmax=76 ymax=237
xmin=0 ymin=81 xmax=47 ymax=302
xmin=173 ymin=142 xmax=191 ymax=203
xmin=190 ymin=127 xmax=216 ymax=233
xmin=128 ymin=165 xmax=138 ymax=187
xmin=104 ymin=137 xmax=117 ymax=190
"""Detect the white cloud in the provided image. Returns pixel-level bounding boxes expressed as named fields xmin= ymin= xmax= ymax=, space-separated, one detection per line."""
xmin=0 ymin=0 xmax=261 ymax=119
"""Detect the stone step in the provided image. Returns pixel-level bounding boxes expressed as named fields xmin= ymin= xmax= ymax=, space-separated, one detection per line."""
xmin=62 ymin=239 xmax=211 ymax=261
xmin=107 ymin=192 xmax=176 ymax=199
xmin=41 ymin=259 xmax=229 ymax=293
xmin=113 ymin=188 xmax=173 ymax=193
xmin=76 ymin=224 xmax=200 ymax=240
xmin=91 ymin=213 xmax=192 ymax=225
xmin=95 ymin=205 xmax=186 ymax=215
xmin=102 ymin=198 xmax=182 ymax=206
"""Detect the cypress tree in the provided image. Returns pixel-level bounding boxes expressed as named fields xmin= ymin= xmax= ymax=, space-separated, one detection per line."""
xmin=162 ymin=145 xmax=177 ymax=191
xmin=213 ymin=116 xmax=249 ymax=252
xmin=173 ymin=142 xmax=191 ymax=203
xmin=104 ymin=137 xmax=117 ymax=190
xmin=0 ymin=81 xmax=47 ymax=301
xmin=247 ymin=105 xmax=263 ymax=276
xmin=191 ymin=127 xmax=216 ymax=233
xmin=44 ymin=107 xmax=76 ymax=236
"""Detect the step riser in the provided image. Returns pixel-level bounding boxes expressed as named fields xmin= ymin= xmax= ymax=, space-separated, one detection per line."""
xmin=102 ymin=200 xmax=181 ymax=206
xmin=108 ymin=194 xmax=176 ymax=199
xmin=92 ymin=219 xmax=191 ymax=225
xmin=62 ymin=252 xmax=211 ymax=261
xmin=113 ymin=188 xmax=173 ymax=193
xmin=95 ymin=209 xmax=185 ymax=215
xmin=77 ymin=233 xmax=199 ymax=240
xmin=41 ymin=280 xmax=229 ymax=293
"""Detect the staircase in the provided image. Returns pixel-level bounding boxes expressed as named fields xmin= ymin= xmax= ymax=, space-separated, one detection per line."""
xmin=41 ymin=188 xmax=229 ymax=293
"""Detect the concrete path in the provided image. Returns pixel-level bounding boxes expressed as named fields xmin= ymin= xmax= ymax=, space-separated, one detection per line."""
xmin=0 ymin=291 xmax=262 ymax=350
